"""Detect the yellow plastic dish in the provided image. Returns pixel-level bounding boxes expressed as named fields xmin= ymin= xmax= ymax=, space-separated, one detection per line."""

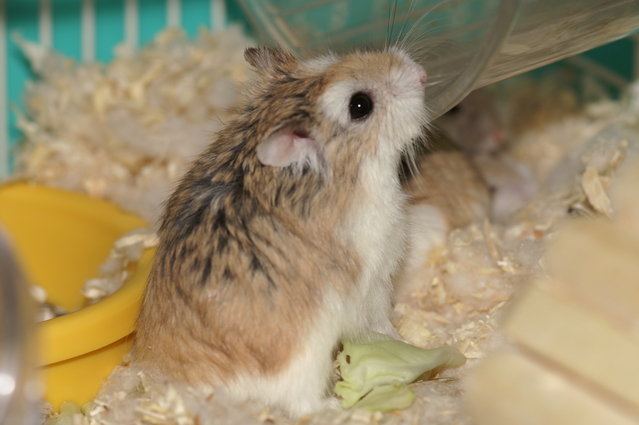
xmin=0 ymin=182 xmax=155 ymax=411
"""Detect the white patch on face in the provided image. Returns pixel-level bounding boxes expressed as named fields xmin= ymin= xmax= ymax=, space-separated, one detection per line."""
xmin=318 ymin=79 xmax=360 ymax=128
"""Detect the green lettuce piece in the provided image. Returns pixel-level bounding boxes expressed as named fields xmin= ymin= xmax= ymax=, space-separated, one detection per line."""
xmin=351 ymin=382 xmax=416 ymax=411
xmin=334 ymin=332 xmax=466 ymax=409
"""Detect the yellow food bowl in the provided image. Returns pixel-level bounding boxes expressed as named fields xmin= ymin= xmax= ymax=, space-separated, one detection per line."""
xmin=0 ymin=182 xmax=154 ymax=410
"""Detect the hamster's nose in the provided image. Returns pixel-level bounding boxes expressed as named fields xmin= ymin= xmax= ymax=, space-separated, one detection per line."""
xmin=411 ymin=65 xmax=427 ymax=85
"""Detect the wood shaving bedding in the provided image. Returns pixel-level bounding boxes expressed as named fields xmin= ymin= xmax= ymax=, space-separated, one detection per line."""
xmin=13 ymin=26 xmax=253 ymax=225
xmin=17 ymin=27 xmax=639 ymax=425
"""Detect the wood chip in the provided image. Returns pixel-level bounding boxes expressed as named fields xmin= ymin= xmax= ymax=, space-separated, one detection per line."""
xmin=581 ymin=166 xmax=613 ymax=217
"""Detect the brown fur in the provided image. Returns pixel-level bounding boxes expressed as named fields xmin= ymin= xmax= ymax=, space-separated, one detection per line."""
xmin=132 ymin=48 xmax=419 ymax=386
xmin=405 ymin=150 xmax=491 ymax=228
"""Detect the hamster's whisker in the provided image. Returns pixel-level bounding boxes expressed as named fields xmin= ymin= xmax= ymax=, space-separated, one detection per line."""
xmin=322 ymin=9 xmax=336 ymax=55
xmin=401 ymin=132 xmax=431 ymax=196
xmin=404 ymin=142 xmax=420 ymax=182
xmin=409 ymin=39 xmax=461 ymax=74
xmin=386 ymin=0 xmax=398 ymax=51
xmin=400 ymin=0 xmax=454 ymax=52
xmin=424 ymin=78 xmax=447 ymax=88
xmin=400 ymin=27 xmax=443 ymax=59
xmin=394 ymin=0 xmax=419 ymax=50
xmin=398 ymin=20 xmax=450 ymax=58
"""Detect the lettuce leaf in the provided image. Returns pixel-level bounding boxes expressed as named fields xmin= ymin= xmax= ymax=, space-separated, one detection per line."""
xmin=335 ymin=332 xmax=466 ymax=410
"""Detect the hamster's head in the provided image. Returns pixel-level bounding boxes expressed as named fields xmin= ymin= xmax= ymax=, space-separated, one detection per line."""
xmin=242 ymin=47 xmax=428 ymax=176
xmin=435 ymin=89 xmax=506 ymax=154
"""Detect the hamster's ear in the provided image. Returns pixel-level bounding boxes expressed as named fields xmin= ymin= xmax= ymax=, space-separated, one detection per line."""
xmin=257 ymin=128 xmax=318 ymax=168
xmin=244 ymin=47 xmax=297 ymax=74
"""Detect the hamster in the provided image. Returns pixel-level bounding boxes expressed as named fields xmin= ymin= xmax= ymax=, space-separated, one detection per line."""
xmin=435 ymin=89 xmax=506 ymax=155
xmin=433 ymin=89 xmax=538 ymax=220
xmin=399 ymin=150 xmax=491 ymax=286
xmin=132 ymin=46 xmax=428 ymax=418
xmin=404 ymin=150 xmax=491 ymax=230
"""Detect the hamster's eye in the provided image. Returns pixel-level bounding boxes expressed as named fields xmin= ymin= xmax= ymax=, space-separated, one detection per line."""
xmin=349 ymin=92 xmax=373 ymax=120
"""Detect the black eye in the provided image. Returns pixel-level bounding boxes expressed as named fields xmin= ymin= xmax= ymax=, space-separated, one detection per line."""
xmin=349 ymin=92 xmax=373 ymax=120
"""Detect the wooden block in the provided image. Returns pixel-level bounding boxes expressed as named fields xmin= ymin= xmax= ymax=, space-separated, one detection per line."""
xmin=504 ymin=282 xmax=639 ymax=413
xmin=467 ymin=161 xmax=639 ymax=425
xmin=465 ymin=350 xmax=639 ymax=425
xmin=611 ymin=157 xmax=639 ymax=239
xmin=546 ymin=219 xmax=639 ymax=331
